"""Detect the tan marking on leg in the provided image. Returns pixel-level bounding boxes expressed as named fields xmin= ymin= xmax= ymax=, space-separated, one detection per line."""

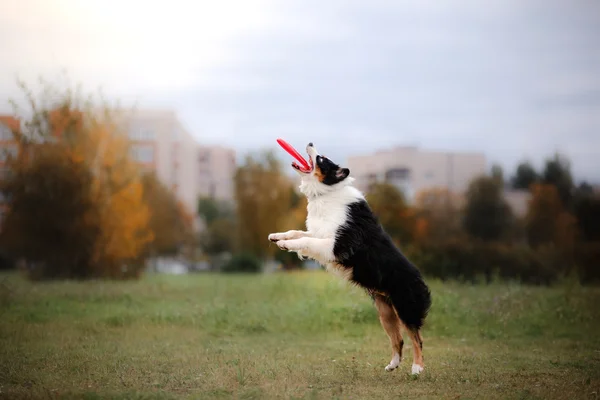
xmin=374 ymin=294 xmax=404 ymax=371
xmin=406 ymin=328 xmax=424 ymax=374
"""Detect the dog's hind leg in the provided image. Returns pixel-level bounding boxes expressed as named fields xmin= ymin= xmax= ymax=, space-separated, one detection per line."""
xmin=405 ymin=327 xmax=424 ymax=375
xmin=374 ymin=294 xmax=404 ymax=372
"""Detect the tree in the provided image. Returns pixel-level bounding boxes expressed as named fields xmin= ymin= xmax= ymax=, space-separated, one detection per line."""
xmin=463 ymin=176 xmax=513 ymax=241
xmin=525 ymin=183 xmax=578 ymax=248
xmin=413 ymin=187 xmax=463 ymax=244
xmin=82 ymin=116 xmax=153 ymax=277
xmin=201 ymin=218 xmax=236 ymax=256
xmin=142 ymin=172 xmax=195 ymax=256
xmin=274 ymin=194 xmax=308 ymax=269
xmin=197 ymin=197 xmax=236 ymax=257
xmin=511 ymin=161 xmax=538 ymax=190
xmin=366 ymin=183 xmax=415 ymax=244
xmin=491 ymin=164 xmax=504 ymax=186
xmin=198 ymin=197 xmax=221 ymax=226
xmin=0 ymin=143 xmax=99 ymax=279
xmin=0 ymin=78 xmax=152 ymax=279
xmin=233 ymin=150 xmax=292 ymax=259
xmin=573 ymin=185 xmax=600 ymax=242
xmin=541 ymin=153 xmax=574 ymax=208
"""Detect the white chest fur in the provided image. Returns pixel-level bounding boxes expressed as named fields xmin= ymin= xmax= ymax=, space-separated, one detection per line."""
xmin=305 ymin=186 xmax=364 ymax=239
xmin=300 ymin=186 xmax=364 ymax=276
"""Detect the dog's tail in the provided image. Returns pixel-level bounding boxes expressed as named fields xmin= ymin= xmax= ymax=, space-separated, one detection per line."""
xmin=388 ymin=273 xmax=431 ymax=332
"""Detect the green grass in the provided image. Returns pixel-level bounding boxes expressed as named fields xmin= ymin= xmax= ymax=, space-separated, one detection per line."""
xmin=0 ymin=271 xmax=599 ymax=399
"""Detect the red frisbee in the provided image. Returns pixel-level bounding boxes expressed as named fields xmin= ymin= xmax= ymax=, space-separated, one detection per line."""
xmin=276 ymin=138 xmax=311 ymax=172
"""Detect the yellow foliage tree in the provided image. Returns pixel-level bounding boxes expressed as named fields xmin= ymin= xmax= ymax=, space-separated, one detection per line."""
xmin=234 ymin=151 xmax=292 ymax=259
xmin=78 ymin=117 xmax=153 ymax=276
xmin=275 ymin=193 xmax=308 ymax=269
xmin=1 ymin=78 xmax=152 ymax=279
xmin=366 ymin=182 xmax=415 ymax=244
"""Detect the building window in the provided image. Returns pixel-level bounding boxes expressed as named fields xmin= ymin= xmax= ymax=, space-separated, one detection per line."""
xmin=130 ymin=144 xmax=154 ymax=163
xmin=129 ymin=124 xmax=155 ymax=141
xmin=198 ymin=150 xmax=210 ymax=163
xmin=385 ymin=167 xmax=413 ymax=199
xmin=385 ymin=168 xmax=410 ymax=180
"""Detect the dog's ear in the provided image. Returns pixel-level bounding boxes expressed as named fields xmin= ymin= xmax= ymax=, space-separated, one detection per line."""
xmin=335 ymin=168 xmax=350 ymax=180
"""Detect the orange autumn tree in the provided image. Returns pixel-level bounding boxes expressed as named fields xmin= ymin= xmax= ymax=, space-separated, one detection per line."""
xmin=78 ymin=114 xmax=153 ymax=277
xmin=526 ymin=183 xmax=578 ymax=249
xmin=413 ymin=187 xmax=464 ymax=244
xmin=366 ymin=182 xmax=416 ymax=245
xmin=142 ymin=172 xmax=196 ymax=257
xmin=274 ymin=190 xmax=308 ymax=269
xmin=234 ymin=151 xmax=292 ymax=259
xmin=1 ymin=78 xmax=152 ymax=279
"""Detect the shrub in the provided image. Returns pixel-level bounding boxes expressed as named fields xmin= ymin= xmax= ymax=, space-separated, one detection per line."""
xmin=221 ymin=253 xmax=262 ymax=273
xmin=409 ymin=239 xmax=557 ymax=285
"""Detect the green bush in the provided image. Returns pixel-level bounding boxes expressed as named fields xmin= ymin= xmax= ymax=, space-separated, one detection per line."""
xmin=409 ymin=239 xmax=558 ymax=285
xmin=221 ymin=253 xmax=262 ymax=273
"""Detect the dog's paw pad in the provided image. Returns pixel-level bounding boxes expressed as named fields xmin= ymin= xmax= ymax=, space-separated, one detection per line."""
xmin=411 ymin=364 xmax=423 ymax=375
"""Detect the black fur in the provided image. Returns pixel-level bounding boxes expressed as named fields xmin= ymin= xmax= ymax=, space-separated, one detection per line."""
xmin=333 ymin=200 xmax=432 ymax=331
xmin=316 ymin=155 xmax=350 ymax=186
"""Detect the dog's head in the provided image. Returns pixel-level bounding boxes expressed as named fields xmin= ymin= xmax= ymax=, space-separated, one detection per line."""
xmin=293 ymin=142 xmax=353 ymax=198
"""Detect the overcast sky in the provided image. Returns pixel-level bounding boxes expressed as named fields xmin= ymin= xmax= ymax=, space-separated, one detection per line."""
xmin=1 ymin=0 xmax=599 ymax=183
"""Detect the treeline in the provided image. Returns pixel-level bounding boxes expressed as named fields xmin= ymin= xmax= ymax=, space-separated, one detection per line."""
xmin=407 ymin=155 xmax=600 ymax=284
xmin=0 ymin=80 xmax=195 ymax=280
xmin=4 ymin=79 xmax=597 ymax=285
xmin=201 ymin=151 xmax=599 ymax=284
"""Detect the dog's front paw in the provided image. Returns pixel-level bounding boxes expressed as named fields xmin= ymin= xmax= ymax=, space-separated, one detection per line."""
xmin=268 ymin=233 xmax=282 ymax=242
xmin=277 ymin=239 xmax=304 ymax=252
xmin=277 ymin=240 xmax=291 ymax=251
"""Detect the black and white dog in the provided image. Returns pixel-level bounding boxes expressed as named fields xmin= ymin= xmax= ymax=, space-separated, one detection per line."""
xmin=268 ymin=142 xmax=431 ymax=375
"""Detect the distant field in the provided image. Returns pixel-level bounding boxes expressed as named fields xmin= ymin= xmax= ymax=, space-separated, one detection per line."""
xmin=0 ymin=271 xmax=599 ymax=399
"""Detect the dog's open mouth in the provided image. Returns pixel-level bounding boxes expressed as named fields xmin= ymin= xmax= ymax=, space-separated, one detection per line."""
xmin=291 ymin=155 xmax=313 ymax=173
xmin=277 ymin=138 xmax=313 ymax=173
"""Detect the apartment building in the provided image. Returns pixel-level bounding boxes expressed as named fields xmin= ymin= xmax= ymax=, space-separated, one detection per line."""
xmin=1 ymin=109 xmax=237 ymax=221
xmin=115 ymin=109 xmax=200 ymax=215
xmin=197 ymin=145 xmax=236 ymax=202
xmin=347 ymin=146 xmax=487 ymax=202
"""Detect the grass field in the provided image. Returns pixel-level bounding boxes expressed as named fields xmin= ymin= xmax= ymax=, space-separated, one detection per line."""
xmin=0 ymin=270 xmax=599 ymax=399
